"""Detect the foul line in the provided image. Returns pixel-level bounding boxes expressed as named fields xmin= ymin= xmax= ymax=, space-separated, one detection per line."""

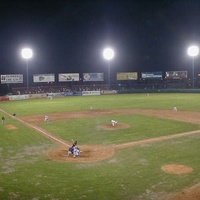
xmin=115 ymin=129 xmax=200 ymax=149
xmin=0 ymin=108 xmax=70 ymax=147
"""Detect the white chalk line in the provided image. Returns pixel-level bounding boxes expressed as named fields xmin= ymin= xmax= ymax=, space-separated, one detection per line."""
xmin=0 ymin=108 xmax=70 ymax=147
xmin=115 ymin=129 xmax=200 ymax=149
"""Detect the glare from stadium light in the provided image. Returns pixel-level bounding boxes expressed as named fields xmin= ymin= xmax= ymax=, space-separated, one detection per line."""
xmin=187 ymin=45 xmax=199 ymax=57
xmin=187 ymin=45 xmax=199 ymax=88
xmin=21 ymin=48 xmax=33 ymax=59
xmin=102 ymin=47 xmax=115 ymax=89
xmin=103 ymin=47 xmax=115 ymax=61
xmin=21 ymin=47 xmax=33 ymax=90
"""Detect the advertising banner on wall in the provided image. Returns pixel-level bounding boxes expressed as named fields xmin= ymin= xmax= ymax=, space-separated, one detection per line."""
xmin=33 ymin=74 xmax=55 ymax=83
xmin=165 ymin=71 xmax=187 ymax=79
xmin=83 ymin=73 xmax=104 ymax=81
xmin=82 ymin=91 xmax=101 ymax=96
xmin=141 ymin=72 xmax=162 ymax=79
xmin=0 ymin=74 xmax=23 ymax=84
xmin=58 ymin=73 xmax=79 ymax=82
xmin=117 ymin=72 xmax=138 ymax=80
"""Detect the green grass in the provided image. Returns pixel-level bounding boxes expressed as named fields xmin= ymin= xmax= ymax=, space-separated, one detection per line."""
xmin=0 ymin=133 xmax=200 ymax=200
xmin=41 ymin=114 xmax=200 ymax=144
xmin=1 ymin=93 xmax=200 ymax=116
xmin=1 ymin=93 xmax=200 ymax=199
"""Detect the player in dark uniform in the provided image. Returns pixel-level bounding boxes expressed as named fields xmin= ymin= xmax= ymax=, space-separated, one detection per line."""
xmin=1 ymin=116 xmax=5 ymax=125
xmin=68 ymin=140 xmax=78 ymax=156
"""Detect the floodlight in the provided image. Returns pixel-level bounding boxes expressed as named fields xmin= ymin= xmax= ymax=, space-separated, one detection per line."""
xmin=187 ymin=45 xmax=199 ymax=88
xmin=187 ymin=45 xmax=199 ymax=57
xmin=21 ymin=47 xmax=33 ymax=90
xmin=103 ymin=48 xmax=114 ymax=60
xmin=102 ymin=47 xmax=115 ymax=89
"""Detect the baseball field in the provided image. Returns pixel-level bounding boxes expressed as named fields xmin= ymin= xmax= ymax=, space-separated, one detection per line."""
xmin=0 ymin=93 xmax=200 ymax=200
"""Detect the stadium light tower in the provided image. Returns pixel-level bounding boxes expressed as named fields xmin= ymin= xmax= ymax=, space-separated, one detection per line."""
xmin=187 ymin=45 xmax=199 ymax=88
xmin=103 ymin=47 xmax=115 ymax=89
xmin=21 ymin=48 xmax=33 ymax=90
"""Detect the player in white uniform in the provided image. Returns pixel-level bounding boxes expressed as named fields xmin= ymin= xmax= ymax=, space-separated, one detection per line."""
xmin=111 ymin=120 xmax=118 ymax=127
xmin=73 ymin=146 xmax=80 ymax=157
xmin=44 ymin=115 xmax=49 ymax=122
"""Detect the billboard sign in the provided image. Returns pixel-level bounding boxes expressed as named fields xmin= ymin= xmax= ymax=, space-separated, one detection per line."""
xmin=33 ymin=74 xmax=55 ymax=83
xmin=165 ymin=71 xmax=187 ymax=79
xmin=0 ymin=74 xmax=23 ymax=84
xmin=142 ymin=71 xmax=162 ymax=79
xmin=117 ymin=72 xmax=138 ymax=80
xmin=58 ymin=73 xmax=79 ymax=82
xmin=83 ymin=73 xmax=104 ymax=81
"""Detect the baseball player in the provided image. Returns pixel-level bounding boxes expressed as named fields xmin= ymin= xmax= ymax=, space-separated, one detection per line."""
xmin=44 ymin=115 xmax=49 ymax=122
xmin=73 ymin=146 xmax=80 ymax=158
xmin=1 ymin=116 xmax=5 ymax=125
xmin=173 ymin=107 xmax=177 ymax=112
xmin=68 ymin=140 xmax=77 ymax=156
xmin=111 ymin=120 xmax=118 ymax=127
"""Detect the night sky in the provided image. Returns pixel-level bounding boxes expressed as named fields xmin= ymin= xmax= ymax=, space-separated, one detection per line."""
xmin=1 ymin=0 xmax=200 ymax=75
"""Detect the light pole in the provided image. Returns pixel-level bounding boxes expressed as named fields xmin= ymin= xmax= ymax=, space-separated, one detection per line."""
xmin=103 ymin=47 xmax=115 ymax=89
xmin=187 ymin=45 xmax=199 ymax=88
xmin=21 ymin=48 xmax=33 ymax=90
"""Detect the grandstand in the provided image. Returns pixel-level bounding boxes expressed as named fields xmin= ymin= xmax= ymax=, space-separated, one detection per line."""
xmin=0 ymin=70 xmax=199 ymax=96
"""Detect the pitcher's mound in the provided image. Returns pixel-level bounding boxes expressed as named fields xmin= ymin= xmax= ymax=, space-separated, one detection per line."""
xmin=100 ymin=123 xmax=130 ymax=131
xmin=48 ymin=145 xmax=115 ymax=163
xmin=161 ymin=164 xmax=193 ymax=175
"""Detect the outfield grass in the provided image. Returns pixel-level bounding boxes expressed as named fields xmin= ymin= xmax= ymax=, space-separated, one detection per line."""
xmin=0 ymin=93 xmax=200 ymax=200
xmin=1 ymin=93 xmax=200 ymax=116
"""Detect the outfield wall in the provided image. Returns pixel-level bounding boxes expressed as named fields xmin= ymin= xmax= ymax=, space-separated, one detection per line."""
xmin=2 ymin=89 xmax=200 ymax=101
xmin=118 ymin=88 xmax=200 ymax=94
xmin=5 ymin=90 xmax=108 ymax=100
